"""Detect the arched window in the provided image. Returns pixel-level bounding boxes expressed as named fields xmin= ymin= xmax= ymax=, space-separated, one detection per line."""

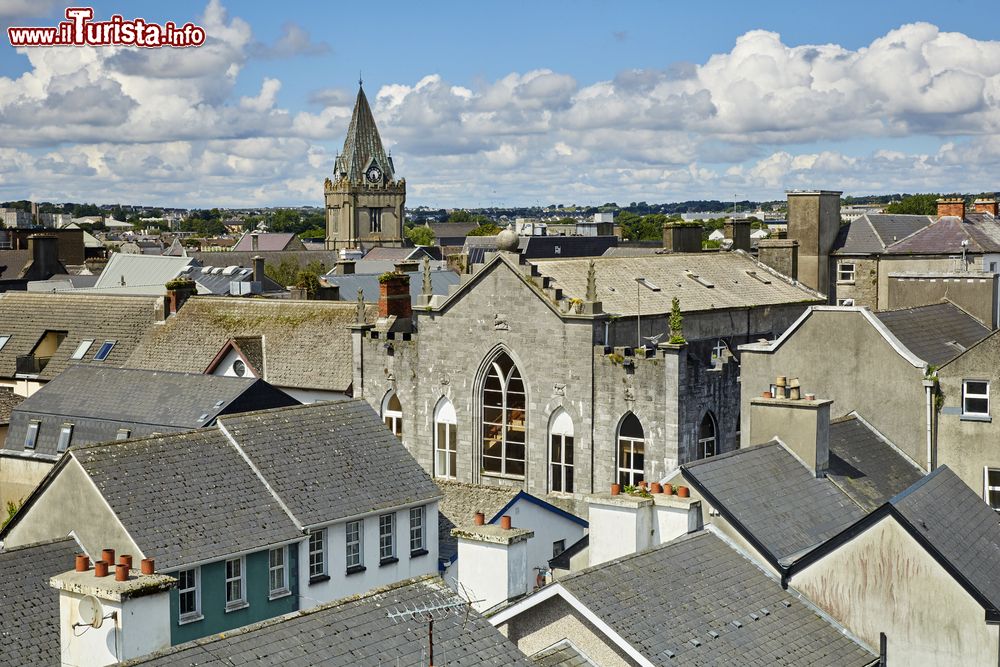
xmin=434 ymin=398 xmax=457 ymax=479
xmin=698 ymin=412 xmax=717 ymax=459
xmin=617 ymin=413 xmax=644 ymax=486
xmin=481 ymin=351 xmax=526 ymax=477
xmin=549 ymin=410 xmax=574 ymax=493
xmin=382 ymin=392 xmax=402 ymax=438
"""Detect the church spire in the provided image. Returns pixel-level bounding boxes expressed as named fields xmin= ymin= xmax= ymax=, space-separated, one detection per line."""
xmin=335 ymin=84 xmax=394 ymax=184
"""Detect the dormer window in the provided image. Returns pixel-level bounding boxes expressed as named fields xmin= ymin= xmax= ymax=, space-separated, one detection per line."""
xmin=24 ymin=420 xmax=40 ymax=450
xmin=71 ymin=340 xmax=94 ymax=360
xmin=93 ymin=340 xmax=116 ymax=361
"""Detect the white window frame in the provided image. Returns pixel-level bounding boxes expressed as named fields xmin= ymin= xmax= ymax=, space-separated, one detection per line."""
xmin=56 ymin=423 xmax=74 ymax=453
xmin=837 ymin=262 xmax=856 ymax=284
xmin=382 ymin=392 xmax=402 ymax=438
xmin=70 ymin=339 xmax=94 ymax=360
xmin=549 ymin=409 xmax=574 ymax=494
xmin=986 ymin=468 xmax=1000 ymax=512
xmin=409 ymin=506 xmax=425 ymax=555
xmin=0 ymin=335 xmax=10 ymax=352
xmin=308 ymin=529 xmax=327 ymax=581
xmin=224 ymin=556 xmax=247 ymax=611
xmin=268 ymin=546 xmax=290 ymax=599
xmin=346 ymin=520 xmax=364 ymax=571
xmin=93 ymin=340 xmax=116 ymax=361
xmin=698 ymin=413 xmax=717 ymax=460
xmin=617 ymin=415 xmax=645 ymax=487
xmin=177 ymin=567 xmax=202 ymax=624
xmin=379 ymin=513 xmax=396 ymax=563
xmin=963 ymin=380 xmax=990 ymax=418
xmin=24 ymin=420 xmax=40 ymax=450
xmin=116 ymin=428 xmax=131 ymax=440
xmin=434 ymin=399 xmax=457 ymax=479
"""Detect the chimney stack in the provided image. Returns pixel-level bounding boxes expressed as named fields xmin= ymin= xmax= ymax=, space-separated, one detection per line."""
xmin=974 ymin=198 xmax=999 ymax=217
xmin=164 ymin=278 xmax=197 ymax=315
xmin=333 ymin=259 xmax=356 ymax=275
xmin=27 ymin=234 xmax=61 ymax=278
xmin=936 ymin=198 xmax=966 ymax=219
xmin=250 ymin=232 xmax=260 ymax=252
xmin=748 ymin=389 xmax=832 ymax=477
xmin=724 ymin=219 xmax=751 ymax=252
xmin=252 ymin=255 xmax=264 ymax=284
xmin=451 ymin=523 xmax=533 ymax=612
xmin=756 ymin=239 xmax=799 ymax=281
xmin=662 ymin=222 xmax=703 ymax=253
xmin=378 ymin=272 xmax=412 ymax=320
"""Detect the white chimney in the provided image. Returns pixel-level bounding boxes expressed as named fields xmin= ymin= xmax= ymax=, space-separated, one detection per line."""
xmin=587 ymin=488 xmax=702 ymax=567
xmin=50 ymin=555 xmax=175 ymax=666
xmin=452 ymin=516 xmax=533 ymax=612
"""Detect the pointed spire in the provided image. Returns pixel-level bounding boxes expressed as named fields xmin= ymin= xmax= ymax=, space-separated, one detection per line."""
xmin=337 ymin=85 xmax=394 ymax=184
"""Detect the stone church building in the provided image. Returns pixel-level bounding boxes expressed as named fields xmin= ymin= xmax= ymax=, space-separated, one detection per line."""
xmin=350 ymin=243 xmax=823 ymax=495
xmin=324 ymin=84 xmax=405 ymax=250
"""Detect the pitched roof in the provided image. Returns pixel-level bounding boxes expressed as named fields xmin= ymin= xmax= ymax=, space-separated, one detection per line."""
xmin=126 ymin=297 xmax=375 ymax=392
xmin=189 ymin=250 xmax=342 ymax=273
xmin=0 ymin=537 xmax=78 ymax=666
xmin=428 ymin=222 xmax=480 ymax=240
xmin=0 ymin=292 xmax=160 ymax=380
xmin=0 ymin=249 xmax=31 ymax=280
xmin=529 ymin=640 xmax=597 ymax=667
xmin=125 ymin=576 xmax=529 ymax=666
xmin=0 ymin=386 xmax=24 ymax=425
xmin=334 ymin=86 xmax=395 ymax=184
xmin=361 ymin=246 xmax=432 ymax=261
xmin=88 ymin=253 xmax=193 ymax=295
xmin=532 ymin=252 xmax=823 ymax=316
xmin=73 ymin=429 xmax=302 ymax=570
xmin=874 ymin=302 xmax=991 ymax=366
xmin=554 ymin=531 xmax=875 ymax=665
xmin=521 ymin=236 xmax=618 ymax=259
xmin=321 ymin=269 xmax=460 ymax=305
xmin=682 ymin=442 xmax=865 ymax=565
xmin=833 ymin=214 xmax=934 ymax=255
xmin=887 ymin=213 xmax=1000 ymax=254
xmin=5 ymin=366 xmax=297 ymax=458
xmin=232 ymin=232 xmax=302 ymax=252
xmin=437 ymin=481 xmax=519 ymax=563
xmin=218 ymin=401 xmax=440 ymax=528
xmin=827 ymin=415 xmax=925 ymax=512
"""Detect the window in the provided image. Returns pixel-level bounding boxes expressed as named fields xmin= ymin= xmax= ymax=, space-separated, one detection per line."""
xmin=116 ymin=428 xmax=131 ymax=440
xmin=837 ymin=298 xmax=855 ymax=306
xmin=70 ymin=340 xmax=93 ymax=360
xmin=549 ymin=409 xmax=574 ymax=493
xmin=177 ymin=567 xmax=201 ymax=623
xmin=0 ymin=335 xmax=9 ymax=352
xmin=711 ymin=339 xmax=728 ymax=363
xmin=963 ymin=380 xmax=990 ymax=417
xmin=370 ymin=208 xmax=382 ymax=233
xmin=617 ymin=413 xmax=644 ymax=486
xmin=987 ymin=469 xmax=1000 ymax=511
xmin=481 ymin=351 xmax=526 ymax=477
xmin=268 ymin=547 xmax=289 ymax=598
xmin=93 ymin=340 xmax=116 ymax=361
xmin=382 ymin=392 xmax=402 ymax=438
xmin=346 ymin=520 xmax=364 ymax=571
xmin=23 ymin=420 xmax=40 ymax=450
xmin=434 ymin=398 xmax=457 ymax=479
xmin=308 ymin=529 xmax=327 ymax=580
xmin=698 ymin=413 xmax=717 ymax=459
xmin=409 ymin=506 xmax=425 ymax=554
xmin=56 ymin=423 xmax=74 ymax=453
xmin=379 ymin=513 xmax=396 ymax=563
xmin=837 ymin=262 xmax=856 ymax=283
xmin=224 ymin=557 xmax=246 ymax=610
xmin=553 ymin=540 xmax=566 ymax=558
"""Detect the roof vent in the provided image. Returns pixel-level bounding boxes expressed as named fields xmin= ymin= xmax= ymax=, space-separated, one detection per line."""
xmin=744 ymin=270 xmax=771 ymax=285
xmin=197 ymin=413 xmax=209 ymax=421
xmin=781 ymin=600 xmax=791 ymax=608
xmin=201 ymin=266 xmax=213 ymax=274
xmin=685 ymin=270 xmax=715 ymax=288
xmin=222 ymin=265 xmax=239 ymax=276
xmin=708 ymin=630 xmax=720 ymax=639
xmin=761 ymin=608 xmax=770 ymax=616
xmin=214 ymin=400 xmax=225 ymax=408
xmin=689 ymin=638 xmax=701 ymax=648
xmin=749 ymin=612 xmax=760 ymax=621
xmin=731 ymin=620 xmax=743 ymax=629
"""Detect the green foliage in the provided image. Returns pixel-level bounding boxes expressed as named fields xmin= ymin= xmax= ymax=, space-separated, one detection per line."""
xmin=668 ymin=297 xmax=685 ymax=344
xmin=378 ymin=271 xmax=403 ymax=283
xmin=618 ymin=211 xmax=680 ymax=241
xmin=884 ymin=194 xmax=941 ymax=216
xmin=298 ymin=228 xmax=326 ymax=239
xmin=266 ymin=258 xmax=327 ymax=288
xmin=467 ymin=223 xmax=502 ymax=236
xmin=406 ymin=225 xmax=436 ymax=246
xmin=447 ymin=210 xmax=492 ymax=225
xmin=2 ymin=500 xmax=20 ymax=529
xmin=295 ymin=270 xmax=321 ymax=296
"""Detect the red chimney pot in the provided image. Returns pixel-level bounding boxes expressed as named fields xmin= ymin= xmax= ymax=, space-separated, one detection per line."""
xmin=500 ymin=515 xmax=512 ymax=530
xmin=94 ymin=560 xmax=109 ymax=578
xmin=140 ymin=558 xmax=155 ymax=575
xmin=473 ymin=511 xmax=485 ymax=526
xmin=115 ymin=563 xmax=129 ymax=582
xmin=75 ymin=554 xmax=90 ymax=572
xmin=119 ymin=554 xmax=133 ymax=569
xmin=101 ymin=549 xmax=115 ymax=566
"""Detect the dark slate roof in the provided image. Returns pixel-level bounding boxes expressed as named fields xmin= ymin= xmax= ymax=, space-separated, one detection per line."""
xmin=361 ymin=246 xmax=434 ymax=262
xmin=124 ymin=576 xmax=531 ymax=666
xmin=874 ymin=302 xmax=990 ymax=366
xmin=219 ymin=400 xmax=440 ymax=528
xmin=521 ymin=235 xmax=618 ymax=259
xmin=437 ymin=481 xmax=519 ymax=564
xmin=232 ymin=232 xmax=302 ymax=252
xmin=889 ymin=466 xmax=1000 ymax=612
xmin=428 ymin=222 xmax=480 ymax=242
xmin=126 ymin=297 xmax=375 ymax=392
xmin=189 ymin=250 xmax=342 ymax=273
xmin=73 ymin=429 xmax=302 ymax=570
xmin=887 ymin=213 xmax=1000 ymax=254
xmin=321 ymin=269 xmax=460 ymax=306
xmin=683 ymin=442 xmax=865 ymax=565
xmin=832 ymin=214 xmax=934 ymax=255
xmin=530 ymin=641 xmax=596 ymax=667
xmin=0 ymin=249 xmax=31 ymax=280
xmin=557 ymin=531 xmax=876 ymax=665
xmin=0 ymin=537 xmax=78 ymax=666
xmin=826 ymin=415 xmax=925 ymax=512
xmin=334 ymin=86 xmax=395 ymax=184
xmin=0 ymin=292 xmax=160 ymax=380
xmin=177 ymin=264 xmax=284 ymax=295
xmin=5 ymin=366 xmax=297 ymax=458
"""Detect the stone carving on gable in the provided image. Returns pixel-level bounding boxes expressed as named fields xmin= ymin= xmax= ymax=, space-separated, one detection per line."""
xmin=440 ymin=376 xmax=450 ymax=386
xmin=494 ymin=313 xmax=510 ymax=331
xmin=624 ymin=385 xmax=635 ymax=401
xmin=553 ymin=383 xmax=566 ymax=397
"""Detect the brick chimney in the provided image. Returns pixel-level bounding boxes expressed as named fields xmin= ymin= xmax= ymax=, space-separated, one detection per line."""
xmin=164 ymin=278 xmax=197 ymax=315
xmin=662 ymin=222 xmax=703 ymax=252
xmin=378 ymin=272 xmax=411 ymax=319
xmin=749 ymin=383 xmax=832 ymax=477
xmin=724 ymin=219 xmax=751 ymax=252
xmin=936 ymin=198 xmax=966 ymax=219
xmin=974 ymin=198 xmax=999 ymax=217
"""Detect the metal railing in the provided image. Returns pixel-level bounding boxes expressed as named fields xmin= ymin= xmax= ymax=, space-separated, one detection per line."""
xmin=15 ymin=354 xmax=51 ymax=376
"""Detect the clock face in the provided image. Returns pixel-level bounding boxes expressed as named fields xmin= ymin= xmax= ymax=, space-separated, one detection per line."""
xmin=366 ymin=166 xmax=382 ymax=183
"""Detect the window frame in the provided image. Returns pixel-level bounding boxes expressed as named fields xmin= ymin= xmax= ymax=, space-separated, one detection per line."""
xmin=177 ymin=567 xmax=202 ymax=624
xmin=434 ymin=399 xmax=458 ymax=479
xmin=379 ymin=513 xmax=397 ymax=564
xmin=837 ymin=262 xmax=856 ymax=284
xmin=308 ymin=529 xmax=328 ymax=581
xmin=697 ymin=413 xmax=717 ymax=460
xmin=70 ymin=339 xmax=94 ymax=360
xmin=986 ymin=468 xmax=1000 ymax=512
xmin=345 ymin=520 xmax=364 ymax=573
xmin=116 ymin=428 xmax=131 ymax=440
xmin=0 ymin=335 xmax=10 ymax=352
xmin=56 ymin=423 xmax=74 ymax=453
xmin=480 ymin=352 xmax=527 ymax=478
xmin=23 ymin=420 xmax=40 ymax=450
xmin=382 ymin=392 xmax=402 ymax=438
xmin=268 ymin=546 xmax=290 ymax=599
xmin=616 ymin=414 xmax=645 ymax=487
xmin=553 ymin=540 xmax=566 ymax=558
xmin=224 ymin=556 xmax=247 ymax=611
xmin=93 ymin=340 xmax=117 ymax=362
xmin=409 ymin=506 xmax=426 ymax=556
xmin=548 ymin=409 xmax=574 ymax=494
xmin=370 ymin=207 xmax=382 ymax=233
xmin=962 ymin=379 xmax=991 ymax=419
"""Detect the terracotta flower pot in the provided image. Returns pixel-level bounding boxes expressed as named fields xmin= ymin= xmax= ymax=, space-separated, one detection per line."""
xmin=611 ymin=484 xmax=621 ymax=496
xmin=677 ymin=486 xmax=690 ymax=498
xmin=650 ymin=482 xmax=662 ymax=494
xmin=663 ymin=483 xmax=674 ymax=495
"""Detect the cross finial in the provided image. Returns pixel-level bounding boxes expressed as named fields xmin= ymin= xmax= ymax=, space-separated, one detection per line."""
xmin=359 ymin=71 xmax=363 ymax=88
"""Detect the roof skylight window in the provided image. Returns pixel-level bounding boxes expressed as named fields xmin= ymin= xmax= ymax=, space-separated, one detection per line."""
xmin=93 ymin=340 xmax=117 ymax=361
xmin=71 ymin=340 xmax=94 ymax=360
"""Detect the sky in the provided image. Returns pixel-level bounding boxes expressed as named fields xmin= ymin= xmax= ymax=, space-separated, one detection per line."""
xmin=2 ymin=0 xmax=1000 ymax=208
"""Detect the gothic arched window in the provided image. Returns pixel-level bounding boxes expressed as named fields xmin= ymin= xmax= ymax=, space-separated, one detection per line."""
xmin=481 ymin=352 xmax=526 ymax=477
xmin=617 ymin=413 xmax=645 ymax=486
xmin=549 ymin=409 xmax=574 ymax=493
xmin=382 ymin=391 xmax=402 ymax=438
xmin=698 ymin=412 xmax=717 ymax=459
xmin=434 ymin=398 xmax=457 ymax=479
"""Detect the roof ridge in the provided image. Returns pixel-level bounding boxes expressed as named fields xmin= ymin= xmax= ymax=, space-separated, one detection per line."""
xmin=0 ymin=535 xmax=76 ymax=553
xmin=888 ymin=464 xmax=949 ymax=505
xmin=219 ymin=397 xmax=366 ymax=422
xmin=561 ymin=530 xmax=711 ymax=581
xmin=682 ymin=440 xmax=779 ymax=470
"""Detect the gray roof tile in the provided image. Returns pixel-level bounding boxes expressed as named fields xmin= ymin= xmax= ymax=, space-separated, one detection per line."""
xmin=683 ymin=442 xmax=865 ymax=564
xmin=529 ymin=641 xmax=596 ymax=666
xmin=557 ymin=531 xmax=875 ymax=665
xmin=124 ymin=577 xmax=531 ymax=666
xmin=875 ymin=302 xmax=990 ymax=366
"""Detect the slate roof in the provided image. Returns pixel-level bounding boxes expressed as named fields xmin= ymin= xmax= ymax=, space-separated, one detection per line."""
xmin=533 ymin=252 xmax=823 ymax=316
xmin=218 ymin=400 xmax=440 ymax=528
xmin=177 ymin=264 xmax=285 ymax=295
xmin=232 ymin=232 xmax=302 ymax=252
xmin=520 ymin=236 xmax=618 ymax=259
xmin=530 ymin=641 xmax=596 ymax=667
xmin=887 ymin=213 xmax=1000 ymax=255
xmin=361 ymin=246 xmax=434 ymax=262
xmin=5 ymin=366 xmax=297 ymax=458
xmin=0 ymin=249 xmax=31 ymax=280
xmin=334 ymin=86 xmax=396 ymax=184
xmin=321 ymin=269 xmax=460 ymax=305
xmin=0 ymin=537 xmax=78 ymax=666
xmin=189 ymin=250 xmax=342 ymax=273
xmin=832 ymin=214 xmax=934 ymax=255
xmin=826 ymin=415 xmax=925 ymax=512
xmin=437 ymin=481 xmax=520 ymax=563
xmin=555 ymin=531 xmax=876 ymax=665
xmin=428 ymin=222 xmax=480 ymax=242
xmin=126 ymin=297 xmax=375 ymax=392
xmin=682 ymin=442 xmax=865 ymax=565
xmin=0 ymin=292 xmax=160 ymax=380
xmin=874 ymin=302 xmax=990 ymax=366
xmin=888 ymin=466 xmax=1000 ymax=612
xmin=73 ymin=429 xmax=302 ymax=570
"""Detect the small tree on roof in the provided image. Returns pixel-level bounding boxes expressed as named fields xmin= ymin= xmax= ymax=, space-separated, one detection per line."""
xmin=668 ymin=296 xmax=685 ymax=344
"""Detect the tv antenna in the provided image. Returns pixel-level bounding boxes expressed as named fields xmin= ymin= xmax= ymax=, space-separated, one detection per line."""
xmin=387 ymin=583 xmax=483 ymax=666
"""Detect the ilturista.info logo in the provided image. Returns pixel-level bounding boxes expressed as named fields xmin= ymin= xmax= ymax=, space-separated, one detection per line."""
xmin=7 ymin=7 xmax=206 ymax=48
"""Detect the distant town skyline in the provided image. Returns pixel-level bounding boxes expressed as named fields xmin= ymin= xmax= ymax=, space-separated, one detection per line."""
xmin=2 ymin=1 xmax=1000 ymax=208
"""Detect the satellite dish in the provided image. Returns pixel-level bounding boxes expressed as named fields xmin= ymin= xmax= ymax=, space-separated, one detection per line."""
xmin=78 ymin=594 xmax=104 ymax=629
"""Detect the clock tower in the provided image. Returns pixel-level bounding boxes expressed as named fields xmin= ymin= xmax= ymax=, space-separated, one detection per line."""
xmin=324 ymin=83 xmax=406 ymax=250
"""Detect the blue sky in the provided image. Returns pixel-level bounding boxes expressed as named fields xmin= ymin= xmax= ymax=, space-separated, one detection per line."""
xmin=2 ymin=0 xmax=1000 ymax=207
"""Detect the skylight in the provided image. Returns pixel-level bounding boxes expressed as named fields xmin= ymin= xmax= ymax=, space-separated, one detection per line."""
xmin=71 ymin=340 xmax=94 ymax=360
xmin=0 ymin=335 xmax=10 ymax=352
xmin=24 ymin=420 xmax=39 ymax=450
xmin=93 ymin=340 xmax=117 ymax=361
